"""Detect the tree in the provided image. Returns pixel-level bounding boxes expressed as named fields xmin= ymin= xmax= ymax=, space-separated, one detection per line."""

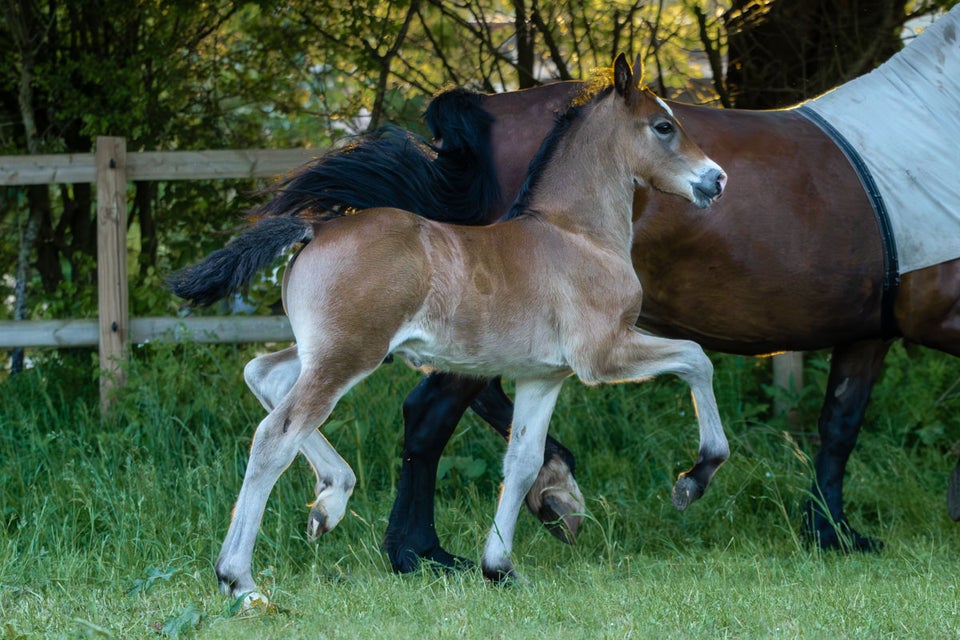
xmin=721 ymin=0 xmax=954 ymax=109
xmin=0 ymin=1 xmax=327 ymax=331
xmin=2 ymin=0 xmax=957 ymax=374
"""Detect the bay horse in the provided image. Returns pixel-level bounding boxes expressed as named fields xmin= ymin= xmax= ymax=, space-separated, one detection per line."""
xmin=193 ymin=7 xmax=960 ymax=571
xmin=171 ymin=55 xmax=728 ymax=600
xmin=394 ymin=7 xmax=960 ymax=565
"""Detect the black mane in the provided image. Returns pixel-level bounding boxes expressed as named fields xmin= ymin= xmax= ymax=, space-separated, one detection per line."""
xmin=503 ymin=84 xmax=615 ymax=221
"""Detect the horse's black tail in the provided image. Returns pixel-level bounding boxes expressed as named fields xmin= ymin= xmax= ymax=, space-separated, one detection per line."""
xmin=167 ymin=216 xmax=312 ymax=307
xmin=251 ymin=87 xmax=500 ymax=225
xmin=423 ymin=87 xmax=501 ymax=222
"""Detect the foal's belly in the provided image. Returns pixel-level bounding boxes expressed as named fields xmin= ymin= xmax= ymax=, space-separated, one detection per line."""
xmin=389 ymin=325 xmax=570 ymax=380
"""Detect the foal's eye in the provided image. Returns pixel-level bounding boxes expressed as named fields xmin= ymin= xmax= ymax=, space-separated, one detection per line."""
xmin=653 ymin=121 xmax=674 ymax=136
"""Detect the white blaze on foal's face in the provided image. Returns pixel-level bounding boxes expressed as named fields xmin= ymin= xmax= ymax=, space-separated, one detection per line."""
xmin=633 ymin=88 xmax=725 ymax=208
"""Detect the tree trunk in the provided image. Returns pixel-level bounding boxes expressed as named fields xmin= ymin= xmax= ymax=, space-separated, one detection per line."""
xmin=513 ymin=0 xmax=537 ymax=88
xmin=11 ymin=209 xmax=39 ymax=374
xmin=724 ymin=0 xmax=908 ymax=109
xmin=6 ymin=0 xmax=42 ymax=374
xmin=134 ymin=181 xmax=158 ymax=273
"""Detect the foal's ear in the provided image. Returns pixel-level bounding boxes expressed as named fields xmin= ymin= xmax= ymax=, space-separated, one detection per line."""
xmin=614 ymin=53 xmax=631 ymax=97
xmin=631 ymin=54 xmax=644 ymax=86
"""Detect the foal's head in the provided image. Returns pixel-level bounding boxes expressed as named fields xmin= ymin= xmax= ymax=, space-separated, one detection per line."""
xmin=610 ymin=53 xmax=726 ymax=209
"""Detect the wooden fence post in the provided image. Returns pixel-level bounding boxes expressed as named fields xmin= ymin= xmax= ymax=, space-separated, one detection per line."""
xmin=772 ymin=351 xmax=804 ymax=416
xmin=96 ymin=137 xmax=128 ymax=412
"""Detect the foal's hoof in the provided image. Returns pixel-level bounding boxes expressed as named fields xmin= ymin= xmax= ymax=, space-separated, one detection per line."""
xmin=481 ymin=562 xmax=528 ymax=586
xmin=671 ymin=475 xmax=704 ymax=511
xmin=306 ymin=508 xmax=331 ymax=540
xmin=307 ymin=500 xmax=349 ymax=540
xmin=240 ymin=590 xmax=270 ymax=611
xmin=215 ymin=560 xmax=259 ymax=602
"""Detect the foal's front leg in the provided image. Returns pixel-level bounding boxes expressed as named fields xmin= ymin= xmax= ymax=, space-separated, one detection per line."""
xmin=585 ymin=327 xmax=730 ymax=509
xmin=481 ymin=376 xmax=566 ymax=582
xmin=470 ymin=379 xmax=585 ymax=543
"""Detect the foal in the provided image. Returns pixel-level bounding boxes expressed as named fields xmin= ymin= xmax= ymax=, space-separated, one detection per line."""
xmin=182 ymin=55 xmax=728 ymax=600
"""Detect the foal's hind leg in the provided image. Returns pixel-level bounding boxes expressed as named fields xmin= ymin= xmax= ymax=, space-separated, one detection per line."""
xmin=217 ymin=361 xmax=373 ymax=601
xmin=583 ymin=327 xmax=729 ymax=510
xmin=244 ymin=346 xmax=356 ymax=539
xmin=244 ymin=346 xmax=301 ymax=412
xmin=301 ymin=434 xmax=356 ymax=539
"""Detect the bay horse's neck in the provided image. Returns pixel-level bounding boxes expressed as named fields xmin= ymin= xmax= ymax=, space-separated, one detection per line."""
xmin=520 ymin=96 xmax=636 ymax=252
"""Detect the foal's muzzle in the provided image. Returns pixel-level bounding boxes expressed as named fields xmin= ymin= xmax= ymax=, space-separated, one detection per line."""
xmin=692 ymin=168 xmax=727 ymax=207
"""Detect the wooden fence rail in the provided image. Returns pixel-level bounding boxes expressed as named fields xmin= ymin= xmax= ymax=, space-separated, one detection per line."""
xmin=2 ymin=136 xmax=803 ymax=414
xmin=0 ymin=147 xmax=317 ymax=185
xmin=2 ymin=137 xmax=313 ymax=410
xmin=0 ymin=316 xmax=293 ymax=348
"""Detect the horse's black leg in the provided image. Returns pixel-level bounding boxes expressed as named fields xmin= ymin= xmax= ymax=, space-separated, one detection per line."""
xmin=471 ymin=379 xmax=585 ymax=543
xmin=384 ymin=373 xmax=487 ymax=573
xmin=805 ymin=339 xmax=892 ymax=552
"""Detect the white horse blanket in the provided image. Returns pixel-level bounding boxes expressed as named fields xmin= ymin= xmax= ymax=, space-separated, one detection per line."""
xmin=803 ymin=6 xmax=960 ymax=274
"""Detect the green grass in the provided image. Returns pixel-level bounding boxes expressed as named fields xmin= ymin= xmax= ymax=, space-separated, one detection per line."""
xmin=2 ymin=342 xmax=960 ymax=638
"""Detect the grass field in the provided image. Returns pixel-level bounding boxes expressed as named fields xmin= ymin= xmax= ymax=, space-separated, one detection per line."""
xmin=2 ymin=341 xmax=960 ymax=638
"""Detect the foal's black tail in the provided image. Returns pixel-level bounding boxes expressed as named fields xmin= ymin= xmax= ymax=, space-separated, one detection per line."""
xmin=170 ymin=87 xmax=500 ymax=307
xmin=167 ymin=216 xmax=311 ymax=307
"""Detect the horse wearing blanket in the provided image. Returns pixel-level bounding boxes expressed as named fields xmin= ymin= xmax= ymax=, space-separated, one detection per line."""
xmin=279 ymin=6 xmax=960 ymax=565
xmin=171 ymin=54 xmax=727 ymax=600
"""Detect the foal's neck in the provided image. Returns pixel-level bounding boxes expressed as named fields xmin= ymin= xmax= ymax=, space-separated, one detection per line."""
xmin=525 ymin=100 xmax=636 ymax=252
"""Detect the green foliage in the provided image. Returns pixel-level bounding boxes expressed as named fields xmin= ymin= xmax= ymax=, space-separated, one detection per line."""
xmin=1 ymin=0 xmax=739 ymax=322
xmin=6 ymin=1 xmax=954 ymax=321
xmin=1 ymin=345 xmax=959 ymax=637
xmin=868 ymin=342 xmax=960 ymax=452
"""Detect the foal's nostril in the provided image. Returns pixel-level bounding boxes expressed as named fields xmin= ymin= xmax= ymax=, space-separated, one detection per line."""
xmin=716 ymin=171 xmax=727 ymax=197
xmin=695 ymin=168 xmax=726 ymax=202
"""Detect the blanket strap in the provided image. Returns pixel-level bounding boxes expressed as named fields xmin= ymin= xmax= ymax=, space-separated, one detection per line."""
xmin=797 ymin=105 xmax=901 ymax=339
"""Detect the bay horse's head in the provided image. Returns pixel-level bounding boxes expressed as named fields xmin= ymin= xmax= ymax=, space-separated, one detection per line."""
xmin=612 ymin=53 xmax=726 ymax=209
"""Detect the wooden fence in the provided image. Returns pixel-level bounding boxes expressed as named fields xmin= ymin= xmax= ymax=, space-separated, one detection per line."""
xmin=1 ymin=136 xmax=803 ymax=414
xmin=1 ymin=137 xmax=313 ymax=410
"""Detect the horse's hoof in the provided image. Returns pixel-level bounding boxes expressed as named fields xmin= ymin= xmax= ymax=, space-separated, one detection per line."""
xmin=948 ymin=462 xmax=960 ymax=521
xmin=802 ymin=505 xmax=884 ymax=552
xmin=813 ymin=523 xmax=884 ymax=553
xmin=387 ymin=543 xmax=474 ymax=574
xmin=671 ymin=475 xmax=704 ymax=511
xmin=419 ymin=548 xmax=475 ymax=574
